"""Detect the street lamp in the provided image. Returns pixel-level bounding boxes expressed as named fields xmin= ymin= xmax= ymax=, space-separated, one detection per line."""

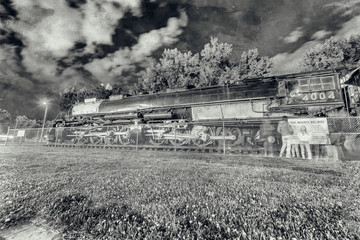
xmin=39 ymin=102 xmax=48 ymax=142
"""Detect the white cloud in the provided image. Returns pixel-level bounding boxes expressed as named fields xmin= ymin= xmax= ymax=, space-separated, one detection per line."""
xmin=324 ymin=0 xmax=360 ymax=16
xmin=11 ymin=0 xmax=82 ymax=58
xmin=334 ymin=15 xmax=360 ymax=39
xmin=5 ymin=0 xmax=144 ymax=83
xmin=312 ymin=30 xmax=331 ymax=40
xmin=273 ymin=8 xmax=360 ymax=75
xmin=283 ymin=27 xmax=304 ymax=43
xmin=81 ymin=0 xmax=141 ymax=51
xmin=84 ymin=10 xmax=188 ymax=83
xmin=271 ymin=41 xmax=319 ymax=75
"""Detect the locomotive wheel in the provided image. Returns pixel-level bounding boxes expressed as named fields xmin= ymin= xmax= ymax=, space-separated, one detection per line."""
xmin=169 ymin=129 xmax=190 ymax=146
xmin=90 ymin=136 xmax=103 ymax=144
xmin=149 ymin=138 xmax=167 ymax=145
xmin=191 ymin=126 xmax=215 ymax=147
xmin=215 ymin=127 xmax=244 ymax=147
xmin=147 ymin=126 xmax=167 ymax=146
xmin=105 ymin=130 xmax=117 ymax=145
xmin=118 ymin=126 xmax=134 ymax=145
xmin=73 ymin=137 xmax=89 ymax=144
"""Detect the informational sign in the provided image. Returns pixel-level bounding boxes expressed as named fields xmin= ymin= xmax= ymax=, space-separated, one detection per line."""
xmin=288 ymin=118 xmax=330 ymax=144
xmin=17 ymin=130 xmax=25 ymax=137
xmin=84 ymin=98 xmax=97 ymax=103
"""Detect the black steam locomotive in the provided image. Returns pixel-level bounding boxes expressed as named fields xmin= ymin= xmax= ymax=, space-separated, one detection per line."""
xmin=49 ymin=68 xmax=360 ymax=148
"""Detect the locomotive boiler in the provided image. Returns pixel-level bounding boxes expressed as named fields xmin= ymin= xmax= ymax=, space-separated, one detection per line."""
xmin=50 ymin=68 xmax=360 ymax=148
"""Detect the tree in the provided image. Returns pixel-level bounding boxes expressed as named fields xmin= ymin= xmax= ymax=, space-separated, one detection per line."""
xmin=59 ymin=84 xmax=123 ymax=111
xmin=0 ymin=109 xmax=11 ymax=124
xmin=237 ymin=48 xmax=272 ymax=81
xmin=0 ymin=109 xmax=12 ymax=133
xmin=14 ymin=115 xmax=39 ymax=128
xmin=59 ymin=87 xmax=86 ymax=112
xmin=197 ymin=37 xmax=233 ymax=86
xmin=140 ymin=37 xmax=273 ymax=93
xmin=141 ymin=49 xmax=200 ymax=92
xmin=300 ymin=35 xmax=360 ymax=71
xmin=141 ymin=37 xmax=233 ymax=92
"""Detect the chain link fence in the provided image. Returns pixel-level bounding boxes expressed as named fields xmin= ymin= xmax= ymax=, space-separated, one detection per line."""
xmin=2 ymin=117 xmax=359 ymax=160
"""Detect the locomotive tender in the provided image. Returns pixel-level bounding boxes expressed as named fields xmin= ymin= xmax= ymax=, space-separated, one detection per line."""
xmin=51 ymin=68 xmax=360 ymax=148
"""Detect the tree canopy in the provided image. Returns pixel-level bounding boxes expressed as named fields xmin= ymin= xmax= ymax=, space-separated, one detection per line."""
xmin=140 ymin=37 xmax=272 ymax=93
xmin=300 ymin=35 xmax=360 ymax=71
xmin=14 ymin=115 xmax=39 ymax=128
xmin=59 ymin=37 xmax=273 ymax=111
xmin=0 ymin=109 xmax=11 ymax=124
xmin=59 ymin=84 xmax=123 ymax=111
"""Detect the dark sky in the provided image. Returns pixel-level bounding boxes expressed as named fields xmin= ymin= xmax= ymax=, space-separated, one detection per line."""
xmin=1 ymin=0 xmax=360 ymax=119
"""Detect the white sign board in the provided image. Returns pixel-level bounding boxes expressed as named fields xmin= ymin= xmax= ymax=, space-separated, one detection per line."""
xmin=84 ymin=98 xmax=97 ymax=103
xmin=17 ymin=130 xmax=25 ymax=137
xmin=288 ymin=118 xmax=330 ymax=144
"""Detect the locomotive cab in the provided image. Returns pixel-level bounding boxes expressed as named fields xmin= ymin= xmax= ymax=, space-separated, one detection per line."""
xmin=271 ymin=70 xmax=345 ymax=116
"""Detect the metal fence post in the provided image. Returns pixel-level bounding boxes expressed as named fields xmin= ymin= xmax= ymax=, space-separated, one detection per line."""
xmin=136 ymin=125 xmax=139 ymax=151
xmin=4 ymin=126 xmax=10 ymax=146
xmin=55 ymin=128 xmax=59 ymax=147
xmin=220 ymin=105 xmax=226 ymax=155
xmin=12 ymin=129 xmax=16 ymax=143
xmin=174 ymin=123 xmax=177 ymax=152
xmin=35 ymin=128 xmax=40 ymax=146
xmin=104 ymin=126 xmax=109 ymax=149
xmin=76 ymin=130 xmax=79 ymax=148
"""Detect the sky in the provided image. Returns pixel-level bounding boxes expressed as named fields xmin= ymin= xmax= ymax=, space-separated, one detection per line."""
xmin=0 ymin=0 xmax=360 ymax=119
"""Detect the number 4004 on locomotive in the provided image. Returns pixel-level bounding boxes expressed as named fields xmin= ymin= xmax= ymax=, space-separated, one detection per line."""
xmin=48 ymin=68 xmax=360 ymax=148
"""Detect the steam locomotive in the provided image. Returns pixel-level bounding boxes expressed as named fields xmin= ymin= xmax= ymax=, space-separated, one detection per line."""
xmin=49 ymin=68 xmax=360 ymax=148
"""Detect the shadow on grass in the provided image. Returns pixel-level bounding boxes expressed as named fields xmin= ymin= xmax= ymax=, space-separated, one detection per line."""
xmin=217 ymin=156 xmax=344 ymax=176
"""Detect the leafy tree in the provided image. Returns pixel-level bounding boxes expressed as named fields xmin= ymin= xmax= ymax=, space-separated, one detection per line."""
xmin=141 ymin=49 xmax=200 ymax=92
xmin=237 ymin=48 xmax=272 ymax=81
xmin=59 ymin=87 xmax=85 ymax=112
xmin=300 ymin=35 xmax=360 ymax=71
xmin=0 ymin=109 xmax=12 ymax=133
xmin=59 ymin=84 xmax=123 ymax=111
xmin=141 ymin=37 xmax=234 ymax=91
xmin=0 ymin=109 xmax=11 ymax=124
xmin=111 ymin=84 xmax=123 ymax=95
xmin=140 ymin=37 xmax=273 ymax=93
xmin=14 ymin=115 xmax=39 ymax=128
xmin=197 ymin=37 xmax=233 ymax=87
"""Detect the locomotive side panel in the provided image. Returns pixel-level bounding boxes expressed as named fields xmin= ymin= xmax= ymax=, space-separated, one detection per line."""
xmin=72 ymin=101 xmax=102 ymax=116
xmin=191 ymin=100 xmax=267 ymax=121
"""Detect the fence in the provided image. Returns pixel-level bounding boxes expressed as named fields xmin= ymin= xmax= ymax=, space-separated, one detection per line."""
xmin=1 ymin=117 xmax=360 ymax=160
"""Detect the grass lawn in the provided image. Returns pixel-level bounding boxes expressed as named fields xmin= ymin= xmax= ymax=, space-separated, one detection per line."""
xmin=0 ymin=146 xmax=359 ymax=239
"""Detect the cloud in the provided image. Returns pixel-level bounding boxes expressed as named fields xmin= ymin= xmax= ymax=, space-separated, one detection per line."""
xmin=312 ymin=30 xmax=332 ymax=40
xmin=272 ymin=1 xmax=360 ymax=75
xmin=334 ymin=15 xmax=360 ymax=39
xmin=271 ymin=41 xmax=319 ymax=75
xmin=7 ymin=0 xmax=143 ymax=80
xmin=11 ymin=0 xmax=82 ymax=58
xmin=81 ymin=0 xmax=141 ymax=52
xmin=324 ymin=0 xmax=360 ymax=16
xmin=84 ymin=10 xmax=188 ymax=83
xmin=283 ymin=27 xmax=304 ymax=43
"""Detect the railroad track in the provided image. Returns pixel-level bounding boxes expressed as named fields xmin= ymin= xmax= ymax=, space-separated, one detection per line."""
xmin=45 ymin=142 xmax=265 ymax=155
xmin=43 ymin=143 xmax=344 ymax=171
